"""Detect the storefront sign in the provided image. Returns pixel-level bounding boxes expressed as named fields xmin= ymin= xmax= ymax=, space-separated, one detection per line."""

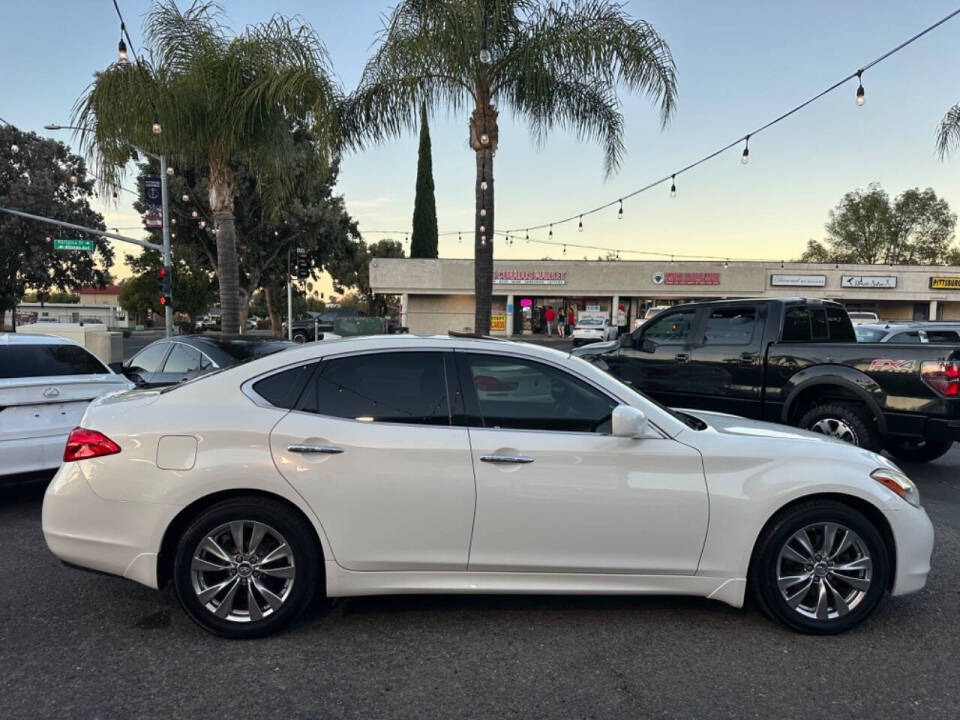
xmin=493 ymin=269 xmax=566 ymax=285
xmin=656 ymin=271 xmax=721 ymax=286
xmin=841 ymin=275 xmax=897 ymax=289
xmin=490 ymin=314 xmax=506 ymax=331
xmin=770 ymin=274 xmax=826 ymax=287
xmin=930 ymin=276 xmax=960 ymax=290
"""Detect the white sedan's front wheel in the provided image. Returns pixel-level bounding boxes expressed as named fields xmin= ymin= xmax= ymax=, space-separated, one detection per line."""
xmin=751 ymin=500 xmax=889 ymax=634
xmin=173 ymin=497 xmax=320 ymax=638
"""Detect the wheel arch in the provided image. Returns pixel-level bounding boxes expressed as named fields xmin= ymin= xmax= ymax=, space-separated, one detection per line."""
xmin=746 ymin=492 xmax=897 ymax=592
xmin=156 ymin=488 xmax=326 ymax=589
xmin=783 ymin=371 xmax=887 ymax=434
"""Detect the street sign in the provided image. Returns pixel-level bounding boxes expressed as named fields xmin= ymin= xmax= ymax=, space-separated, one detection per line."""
xmin=54 ymin=239 xmax=95 ymax=251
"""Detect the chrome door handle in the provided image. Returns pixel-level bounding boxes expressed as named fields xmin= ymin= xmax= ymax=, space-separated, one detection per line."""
xmin=481 ymin=454 xmax=534 ymax=464
xmin=287 ymin=444 xmax=343 ymax=454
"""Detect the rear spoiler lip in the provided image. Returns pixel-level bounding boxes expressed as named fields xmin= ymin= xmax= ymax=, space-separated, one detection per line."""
xmin=569 ymin=339 xmax=620 ymax=358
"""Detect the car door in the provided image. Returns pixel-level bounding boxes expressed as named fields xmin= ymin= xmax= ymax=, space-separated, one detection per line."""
xmin=269 ymin=350 xmax=477 ymax=571
xmin=123 ymin=341 xmax=172 ymax=387
xmin=686 ymin=303 xmax=765 ymax=418
xmin=456 ymin=351 xmax=708 ymax=575
xmin=608 ymin=307 xmax=700 ymax=408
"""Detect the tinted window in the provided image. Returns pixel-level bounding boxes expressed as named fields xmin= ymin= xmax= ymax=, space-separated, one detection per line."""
xmin=810 ymin=309 xmax=829 ymax=341
xmin=855 ymin=327 xmax=887 ymax=343
xmin=827 ymin=308 xmax=856 ymax=341
xmin=462 ymin=354 xmax=616 ymax=433
xmin=252 ymin=363 xmax=315 ymax=409
xmin=644 ymin=310 xmax=695 ymax=344
xmin=163 ymin=344 xmax=203 ymax=373
xmin=210 ymin=340 xmax=294 ymax=363
xmin=782 ymin=307 xmax=811 ymax=342
xmin=299 ymin=352 xmax=450 ymax=425
xmin=703 ymin=307 xmax=756 ymax=345
xmin=129 ymin=343 xmax=170 ymax=373
xmin=925 ymin=330 xmax=960 ymax=343
xmin=0 ymin=344 xmax=107 ymax=378
xmin=889 ymin=331 xmax=921 ymax=344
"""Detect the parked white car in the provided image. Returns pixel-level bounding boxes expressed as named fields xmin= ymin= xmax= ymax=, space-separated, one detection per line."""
xmin=1 ymin=334 xmax=133 ymax=481
xmin=43 ymin=335 xmax=933 ymax=638
xmin=571 ymin=315 xmax=618 ymax=346
xmin=847 ymin=311 xmax=881 ymax=325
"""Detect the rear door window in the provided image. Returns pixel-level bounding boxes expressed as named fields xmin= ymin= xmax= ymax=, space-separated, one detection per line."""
xmin=702 ymin=306 xmax=757 ymax=345
xmin=889 ymin=331 xmax=922 ymax=344
xmin=128 ymin=343 xmax=170 ymax=373
xmin=0 ymin=344 xmax=108 ymax=378
xmin=162 ymin=344 xmax=204 ymax=373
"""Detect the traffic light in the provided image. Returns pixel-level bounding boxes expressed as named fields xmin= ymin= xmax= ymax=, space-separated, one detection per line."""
xmin=157 ymin=265 xmax=172 ymax=307
xmin=296 ymin=248 xmax=310 ymax=280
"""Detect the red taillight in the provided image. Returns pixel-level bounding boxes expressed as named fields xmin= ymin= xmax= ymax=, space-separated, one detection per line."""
xmin=63 ymin=428 xmax=121 ymax=462
xmin=921 ymin=360 xmax=960 ymax=397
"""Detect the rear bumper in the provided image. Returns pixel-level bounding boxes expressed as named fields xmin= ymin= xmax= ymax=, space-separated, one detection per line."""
xmin=0 ymin=433 xmax=67 ymax=478
xmin=42 ymin=462 xmax=181 ymax=589
xmin=923 ymin=417 xmax=960 ymax=442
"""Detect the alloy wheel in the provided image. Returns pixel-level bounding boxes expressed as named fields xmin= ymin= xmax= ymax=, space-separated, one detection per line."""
xmin=809 ymin=418 xmax=859 ymax=444
xmin=190 ymin=520 xmax=296 ymax=623
xmin=776 ymin=522 xmax=873 ymax=621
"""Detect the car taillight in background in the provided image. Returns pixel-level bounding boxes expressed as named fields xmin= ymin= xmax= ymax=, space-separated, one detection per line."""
xmin=63 ymin=428 xmax=121 ymax=462
xmin=920 ymin=360 xmax=960 ymax=397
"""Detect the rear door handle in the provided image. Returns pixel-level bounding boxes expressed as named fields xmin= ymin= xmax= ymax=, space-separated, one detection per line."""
xmin=674 ymin=352 xmax=690 ymax=363
xmin=288 ymin=444 xmax=343 ymax=454
xmin=481 ymin=454 xmax=534 ymax=464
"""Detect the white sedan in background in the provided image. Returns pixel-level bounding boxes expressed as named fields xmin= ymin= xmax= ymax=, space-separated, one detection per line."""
xmin=1 ymin=334 xmax=133 ymax=481
xmin=571 ymin=316 xmax=618 ymax=346
xmin=43 ymin=335 xmax=933 ymax=638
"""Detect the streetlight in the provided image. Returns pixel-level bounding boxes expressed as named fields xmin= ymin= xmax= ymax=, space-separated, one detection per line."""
xmin=45 ymin=121 xmax=175 ymax=338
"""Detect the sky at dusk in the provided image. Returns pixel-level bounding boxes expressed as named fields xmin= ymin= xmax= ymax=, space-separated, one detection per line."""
xmin=3 ymin=0 xmax=960 ymax=284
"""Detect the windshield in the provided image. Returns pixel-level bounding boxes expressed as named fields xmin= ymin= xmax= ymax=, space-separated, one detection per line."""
xmin=855 ymin=327 xmax=889 ymax=342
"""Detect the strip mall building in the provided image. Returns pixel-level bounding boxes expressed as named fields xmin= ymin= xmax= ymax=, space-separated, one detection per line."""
xmin=370 ymin=258 xmax=960 ymax=335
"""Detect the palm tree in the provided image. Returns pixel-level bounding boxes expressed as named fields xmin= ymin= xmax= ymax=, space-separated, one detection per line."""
xmin=73 ymin=1 xmax=342 ymax=334
xmin=937 ymin=103 xmax=960 ymax=160
xmin=349 ymin=0 xmax=677 ymax=334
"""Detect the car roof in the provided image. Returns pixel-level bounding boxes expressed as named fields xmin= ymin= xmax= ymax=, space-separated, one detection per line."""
xmin=0 ymin=332 xmax=79 ymax=346
xmin=659 ymin=297 xmax=844 ymax=312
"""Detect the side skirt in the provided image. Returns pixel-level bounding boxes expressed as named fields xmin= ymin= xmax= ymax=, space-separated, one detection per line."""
xmin=324 ymin=562 xmax=746 ymax=608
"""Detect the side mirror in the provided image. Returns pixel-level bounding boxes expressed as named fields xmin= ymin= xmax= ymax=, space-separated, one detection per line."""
xmin=611 ymin=405 xmax=649 ymax=438
xmin=641 ymin=337 xmax=657 ymax=353
xmin=126 ymin=371 xmax=146 ymax=387
xmin=107 ymin=361 xmax=124 ymax=373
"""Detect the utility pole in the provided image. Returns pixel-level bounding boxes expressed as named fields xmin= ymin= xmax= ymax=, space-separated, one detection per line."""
xmin=158 ymin=154 xmax=173 ymax=337
xmin=287 ymin=248 xmax=293 ymax=341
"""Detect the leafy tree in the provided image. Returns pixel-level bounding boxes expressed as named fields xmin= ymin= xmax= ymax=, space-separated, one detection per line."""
xmin=800 ymin=184 xmax=958 ymax=265
xmin=410 ymin=104 xmax=438 ymax=258
xmin=327 ymin=238 xmax=405 ymax=317
xmin=74 ymin=0 xmax=344 ymax=335
xmin=349 ymin=0 xmax=677 ymax=332
xmin=121 ymin=248 xmax=217 ymax=329
xmin=0 ymin=125 xmax=114 ymax=328
xmin=936 ymin=103 xmax=960 ymax=159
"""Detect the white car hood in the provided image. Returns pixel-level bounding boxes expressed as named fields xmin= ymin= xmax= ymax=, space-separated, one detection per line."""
xmin=678 ymin=408 xmax=843 ymax=444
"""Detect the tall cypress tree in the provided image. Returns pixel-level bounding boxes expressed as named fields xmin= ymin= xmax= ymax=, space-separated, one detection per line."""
xmin=410 ymin=103 xmax=439 ymax=258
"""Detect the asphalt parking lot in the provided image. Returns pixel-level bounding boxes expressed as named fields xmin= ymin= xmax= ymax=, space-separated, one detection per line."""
xmin=1 ymin=447 xmax=958 ymax=719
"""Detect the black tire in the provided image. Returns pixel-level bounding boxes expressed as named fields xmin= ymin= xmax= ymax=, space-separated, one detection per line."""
xmin=292 ymin=331 xmax=308 ymax=344
xmin=751 ymin=500 xmax=889 ymax=634
xmin=798 ymin=402 xmax=881 ymax=451
xmin=173 ymin=497 xmax=321 ymax=639
xmin=884 ymin=437 xmax=953 ymax=463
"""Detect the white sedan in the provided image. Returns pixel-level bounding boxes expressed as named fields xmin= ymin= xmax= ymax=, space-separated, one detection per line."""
xmin=1 ymin=333 xmax=133 ymax=481
xmin=571 ymin=316 xmax=618 ymax=346
xmin=42 ymin=335 xmax=933 ymax=638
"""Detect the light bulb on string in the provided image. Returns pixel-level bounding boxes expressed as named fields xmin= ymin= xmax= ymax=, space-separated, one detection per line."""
xmin=480 ymin=225 xmax=485 ymax=233
xmin=479 ymin=39 xmax=492 ymax=65
xmin=670 ymin=174 xmax=677 ymax=198
xmin=118 ymin=35 xmax=128 ymax=64
xmin=480 ymin=179 xmax=488 ymax=191
xmin=481 ymin=235 xmax=486 ymax=247
xmin=563 ymin=244 xmax=567 ymax=255
xmin=166 ymin=166 xmax=174 ymax=176
xmin=480 ymin=208 xmax=487 ymax=217
xmin=458 ymin=232 xmax=462 ymax=244
xmin=182 ymin=193 xmax=189 ymax=202
xmin=856 ymin=70 xmax=865 ymax=106
xmin=617 ymin=199 xmax=623 ymax=220
xmin=10 ymin=144 xmax=18 ymax=154
xmin=480 ymin=133 xmax=490 ymax=145
xmin=69 ymin=172 xmax=78 ymax=184
xmin=578 ymin=216 xmax=583 ymax=232
xmin=549 ymin=224 xmax=553 ymax=239
xmin=152 ymin=112 xmax=162 ymax=134
xmin=741 ymin=135 xmax=750 ymax=164
xmin=525 ymin=230 xmax=530 ymax=243
xmin=171 ymin=218 xmax=176 ymax=225
xmin=199 ymin=220 xmax=207 ymax=229
xmin=191 ymin=209 xmax=198 ymax=218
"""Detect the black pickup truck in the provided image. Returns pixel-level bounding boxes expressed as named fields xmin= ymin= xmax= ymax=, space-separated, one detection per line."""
xmin=575 ymin=297 xmax=960 ymax=462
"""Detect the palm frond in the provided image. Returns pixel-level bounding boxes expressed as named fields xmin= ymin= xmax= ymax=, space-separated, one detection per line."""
xmin=936 ymin=103 xmax=960 ymax=159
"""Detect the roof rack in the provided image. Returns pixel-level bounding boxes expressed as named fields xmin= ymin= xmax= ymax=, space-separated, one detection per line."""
xmin=447 ymin=331 xmax=506 ymax=341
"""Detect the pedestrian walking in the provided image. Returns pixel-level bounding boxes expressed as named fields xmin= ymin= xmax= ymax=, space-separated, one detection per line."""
xmin=568 ymin=308 xmax=575 ymax=330
xmin=545 ymin=306 xmax=556 ymax=335
xmin=557 ymin=313 xmax=566 ymax=337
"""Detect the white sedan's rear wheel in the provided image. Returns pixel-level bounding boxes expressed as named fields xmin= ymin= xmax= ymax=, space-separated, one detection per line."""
xmin=173 ymin=497 xmax=320 ymax=638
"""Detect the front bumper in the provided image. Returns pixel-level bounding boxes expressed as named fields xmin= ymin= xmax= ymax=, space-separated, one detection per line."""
xmin=42 ymin=462 xmax=181 ymax=589
xmin=885 ymin=504 xmax=935 ymax=596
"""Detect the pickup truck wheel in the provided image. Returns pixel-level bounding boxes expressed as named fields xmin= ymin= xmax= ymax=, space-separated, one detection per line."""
xmin=884 ymin=437 xmax=953 ymax=463
xmin=292 ymin=331 xmax=308 ymax=344
xmin=799 ymin=403 xmax=881 ymax=451
xmin=751 ymin=500 xmax=889 ymax=634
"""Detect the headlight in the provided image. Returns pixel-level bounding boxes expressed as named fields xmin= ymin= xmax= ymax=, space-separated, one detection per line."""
xmin=871 ymin=468 xmax=921 ymax=507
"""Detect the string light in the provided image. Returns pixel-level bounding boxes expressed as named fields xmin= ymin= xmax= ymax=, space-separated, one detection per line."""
xmin=481 ymin=235 xmax=486 ymax=246
xmin=669 ymin=174 xmax=676 ymax=198
xmin=525 ymin=230 xmax=530 ymax=242
xmin=166 ymin=166 xmax=174 ymax=176
xmin=10 ymin=144 xmax=18 ymax=154
xmin=548 ymin=224 xmax=553 ymax=239
xmin=480 ymin=179 xmax=488 ymax=191
xmin=182 ymin=193 xmax=189 ymax=202
xmin=479 ymin=0 xmax=492 ymax=64
xmin=152 ymin=112 xmax=162 ymax=134
xmin=69 ymin=171 xmax=78 ymax=184
xmin=480 ymin=133 xmax=490 ymax=145
xmin=856 ymin=70 xmax=865 ymax=106
xmin=458 ymin=232 xmax=462 ymax=243
xmin=171 ymin=217 xmax=176 ymax=225
xmin=617 ymin=199 xmax=623 ymax=220
xmin=118 ymin=34 xmax=128 ymax=64
xmin=191 ymin=209 xmax=198 ymax=218
xmin=741 ymin=135 xmax=750 ymax=164
xmin=578 ymin=215 xmax=583 ymax=232
xmin=480 ymin=208 xmax=487 ymax=217
xmin=480 ymin=225 xmax=485 ymax=233
xmin=563 ymin=244 xmax=567 ymax=255
xmin=199 ymin=220 xmax=206 ymax=228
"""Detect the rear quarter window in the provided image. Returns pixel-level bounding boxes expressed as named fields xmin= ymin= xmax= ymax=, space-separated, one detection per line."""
xmin=0 ymin=344 xmax=107 ymax=378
